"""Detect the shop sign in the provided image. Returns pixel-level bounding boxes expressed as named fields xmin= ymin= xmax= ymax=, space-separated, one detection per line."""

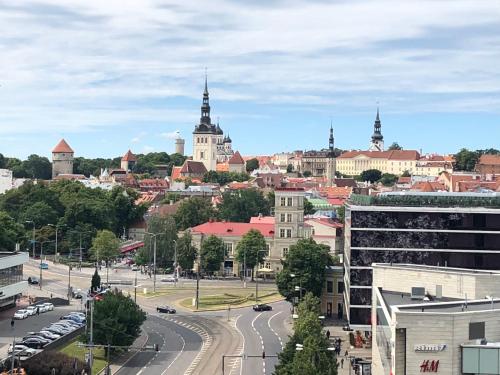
xmin=414 ymin=344 xmax=446 ymax=352
xmin=420 ymin=360 xmax=439 ymax=372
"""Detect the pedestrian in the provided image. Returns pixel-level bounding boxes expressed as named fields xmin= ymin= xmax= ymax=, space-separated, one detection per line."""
xmin=341 ymin=358 xmax=344 ymax=368
xmin=326 ymin=329 xmax=330 ymax=339
xmin=345 ymin=349 xmax=348 ymax=357
xmin=36 ymin=307 xmax=40 ymax=315
xmin=11 ymin=318 xmax=14 ymax=329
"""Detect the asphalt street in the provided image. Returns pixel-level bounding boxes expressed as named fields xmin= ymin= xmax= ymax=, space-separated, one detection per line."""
xmin=115 ymin=314 xmax=202 ymax=375
xmin=236 ymin=301 xmax=291 ymax=375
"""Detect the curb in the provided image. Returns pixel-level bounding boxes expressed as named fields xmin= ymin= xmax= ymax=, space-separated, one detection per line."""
xmin=179 ymin=297 xmax=286 ymax=313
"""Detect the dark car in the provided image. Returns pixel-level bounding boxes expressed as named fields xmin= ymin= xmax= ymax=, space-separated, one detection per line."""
xmin=22 ymin=336 xmax=51 ymax=345
xmin=156 ymin=306 xmax=176 ymax=314
xmin=253 ymin=304 xmax=272 ymax=311
xmin=21 ymin=338 xmax=47 ymax=349
xmin=27 ymin=277 xmax=39 ymax=285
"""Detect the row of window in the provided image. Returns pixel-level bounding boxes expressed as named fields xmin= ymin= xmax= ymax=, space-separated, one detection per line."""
xmin=279 ymin=228 xmax=293 ymax=238
xmin=279 ymin=197 xmax=294 ymax=206
xmin=280 ymin=213 xmax=293 ymax=223
xmin=0 ymin=265 xmax=23 ymax=288
xmin=196 ymin=137 xmax=215 ymax=144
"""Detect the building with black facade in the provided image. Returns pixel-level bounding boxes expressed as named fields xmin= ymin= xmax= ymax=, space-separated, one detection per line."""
xmin=343 ymin=192 xmax=500 ymax=329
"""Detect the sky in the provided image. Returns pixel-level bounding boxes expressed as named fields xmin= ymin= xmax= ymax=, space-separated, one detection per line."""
xmin=0 ymin=0 xmax=499 ymax=160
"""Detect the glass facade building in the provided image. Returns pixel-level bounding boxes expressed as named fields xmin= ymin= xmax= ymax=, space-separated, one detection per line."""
xmin=344 ymin=198 xmax=500 ymax=328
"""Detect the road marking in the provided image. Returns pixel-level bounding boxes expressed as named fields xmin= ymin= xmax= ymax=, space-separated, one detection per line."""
xmin=229 ymin=315 xmax=244 ymax=375
xmin=161 ymin=326 xmax=186 ymax=375
xmin=251 ymin=313 xmax=266 ymax=375
xmin=268 ymin=311 xmax=284 ymax=350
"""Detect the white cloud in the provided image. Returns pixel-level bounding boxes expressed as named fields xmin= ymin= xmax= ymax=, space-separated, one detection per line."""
xmin=160 ymin=131 xmax=181 ymax=139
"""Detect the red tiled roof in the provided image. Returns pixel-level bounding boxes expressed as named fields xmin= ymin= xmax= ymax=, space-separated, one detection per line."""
xmin=216 ymin=163 xmax=229 ymax=172
xmin=171 ymin=166 xmax=182 ymax=180
xmin=250 ymin=216 xmax=275 ymax=224
xmin=478 ymin=154 xmax=500 ymax=166
xmin=387 ymin=150 xmax=420 ymax=160
xmin=53 ymin=174 xmax=85 ymax=180
xmin=52 ymin=139 xmax=74 ymax=153
xmin=228 ymin=151 xmax=245 ymax=165
xmin=139 ymin=179 xmax=169 ymax=188
xmin=191 ymin=222 xmax=275 ymax=237
xmin=334 ymin=178 xmax=357 ymax=188
xmin=305 ymin=218 xmax=343 ymax=228
xmin=410 ymin=181 xmax=446 ymax=192
xmin=122 ymin=150 xmax=137 ymax=162
xmin=397 ymin=177 xmax=411 ymax=184
xmin=326 ymin=198 xmax=346 ymax=206
xmin=180 ymin=160 xmax=207 ymax=175
xmin=322 ymin=186 xmax=352 ymax=198
xmin=338 ymin=150 xmax=420 ymax=160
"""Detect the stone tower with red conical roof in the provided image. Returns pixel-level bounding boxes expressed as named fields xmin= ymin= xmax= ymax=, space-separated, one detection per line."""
xmin=52 ymin=139 xmax=74 ymax=179
xmin=121 ymin=150 xmax=137 ymax=172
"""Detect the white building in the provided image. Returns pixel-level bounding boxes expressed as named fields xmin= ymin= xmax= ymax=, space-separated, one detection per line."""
xmin=0 ymin=169 xmax=13 ymax=194
xmin=0 ymin=252 xmax=29 ymax=309
xmin=372 ymin=263 xmax=500 ymax=375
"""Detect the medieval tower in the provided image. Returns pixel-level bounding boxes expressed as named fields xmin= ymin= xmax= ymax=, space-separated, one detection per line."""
xmin=52 ymin=139 xmax=74 ymax=179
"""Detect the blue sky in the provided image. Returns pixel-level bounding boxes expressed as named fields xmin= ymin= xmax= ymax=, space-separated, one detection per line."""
xmin=0 ymin=0 xmax=499 ymax=159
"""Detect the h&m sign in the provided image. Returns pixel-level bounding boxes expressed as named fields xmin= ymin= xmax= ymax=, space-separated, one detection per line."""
xmin=420 ymin=360 xmax=439 ymax=372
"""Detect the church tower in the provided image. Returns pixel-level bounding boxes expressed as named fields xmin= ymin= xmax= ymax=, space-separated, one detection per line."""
xmin=326 ymin=123 xmax=336 ymax=186
xmin=369 ymin=108 xmax=384 ymax=151
xmin=192 ymin=75 xmax=217 ymax=171
xmin=52 ymin=139 xmax=74 ymax=179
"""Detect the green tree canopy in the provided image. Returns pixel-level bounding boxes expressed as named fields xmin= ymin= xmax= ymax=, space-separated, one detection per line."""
xmin=22 ymin=154 xmax=52 ymax=179
xmin=235 ymin=229 xmax=267 ymax=280
xmin=276 ymin=238 xmax=333 ymax=300
xmin=200 ymin=235 xmax=225 ymax=274
xmin=379 ymin=173 xmax=398 ymax=186
xmin=87 ymin=290 xmax=146 ymax=352
xmin=0 ymin=211 xmax=25 ymax=251
xmin=454 ymin=148 xmax=479 ymax=171
xmin=388 ymin=142 xmax=403 ymax=150
xmin=176 ymin=232 xmax=197 ymax=271
xmin=142 ymin=215 xmax=178 ymax=270
xmin=174 ymin=197 xmax=217 ymax=230
xmin=91 ymin=268 xmax=101 ymax=292
xmin=218 ymin=189 xmax=272 ymax=222
xmin=245 ymin=158 xmax=259 ymax=172
xmin=22 ymin=351 xmax=89 ymax=375
xmin=90 ymin=230 xmax=120 ymax=265
xmin=286 ymin=164 xmax=294 ymax=173
xmin=302 ymin=171 xmax=312 ymax=178
xmin=401 ymin=169 xmax=411 ymax=177
xmin=360 ymin=168 xmax=382 ymax=183
xmin=18 ymin=201 xmax=59 ymax=227
xmin=304 ymin=199 xmax=316 ymax=215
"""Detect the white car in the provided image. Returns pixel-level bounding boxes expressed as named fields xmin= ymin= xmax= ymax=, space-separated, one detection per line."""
xmin=26 ymin=306 xmax=37 ymax=316
xmin=42 ymin=302 xmax=54 ymax=311
xmin=35 ymin=304 xmax=48 ymax=313
xmin=8 ymin=344 xmax=28 ymax=354
xmin=161 ymin=276 xmax=177 ymax=283
xmin=14 ymin=310 xmax=29 ymax=319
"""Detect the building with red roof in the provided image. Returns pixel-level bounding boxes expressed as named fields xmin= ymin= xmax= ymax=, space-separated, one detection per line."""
xmin=476 ymin=154 xmax=500 ymax=176
xmin=121 ymin=150 xmax=137 ymax=171
xmin=52 ymin=139 xmax=74 ymax=179
xmin=228 ymin=151 xmax=246 ymax=173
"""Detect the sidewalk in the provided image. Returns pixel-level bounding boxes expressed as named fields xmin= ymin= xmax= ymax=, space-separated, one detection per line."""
xmin=102 ymin=329 xmax=148 ymax=375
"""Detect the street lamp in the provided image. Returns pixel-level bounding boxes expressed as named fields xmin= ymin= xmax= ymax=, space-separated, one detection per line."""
xmin=25 ymin=220 xmax=35 ymax=258
xmin=255 ymin=249 xmax=268 ymax=304
xmin=48 ymin=224 xmax=66 ymax=263
xmin=145 ymin=232 xmax=165 ymax=293
xmin=39 ymin=240 xmax=55 ymax=290
xmin=173 ymin=239 xmax=178 ymax=287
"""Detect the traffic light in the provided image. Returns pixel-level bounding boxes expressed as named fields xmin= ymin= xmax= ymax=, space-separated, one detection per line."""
xmin=262 ymin=351 xmax=265 ymax=359
xmin=154 ymin=344 xmax=159 ymax=352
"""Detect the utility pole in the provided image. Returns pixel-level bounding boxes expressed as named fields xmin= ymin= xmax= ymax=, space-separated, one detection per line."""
xmin=255 ymin=249 xmax=267 ymax=304
xmin=10 ymin=337 xmax=16 ymax=374
xmin=243 ymin=249 xmax=247 ymax=288
xmin=153 ymin=236 xmax=157 ymax=293
xmin=26 ymin=220 xmax=36 ymax=258
xmin=89 ymin=297 xmax=94 ymax=375
xmin=173 ymin=239 xmax=178 ymax=287
xmin=106 ymin=343 xmax=111 ymax=375
xmin=134 ymin=269 xmax=138 ymax=303
xmin=79 ymin=233 xmax=83 ymax=271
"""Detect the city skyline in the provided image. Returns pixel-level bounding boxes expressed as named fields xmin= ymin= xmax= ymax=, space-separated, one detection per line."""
xmin=0 ymin=0 xmax=499 ymax=159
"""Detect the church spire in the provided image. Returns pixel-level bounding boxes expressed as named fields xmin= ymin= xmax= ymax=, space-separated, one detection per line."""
xmin=372 ymin=107 xmax=383 ymax=141
xmin=200 ymin=71 xmax=211 ymax=125
xmin=328 ymin=121 xmax=335 ymax=158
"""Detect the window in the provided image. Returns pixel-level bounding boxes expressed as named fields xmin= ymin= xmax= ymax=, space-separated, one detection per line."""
xmin=287 ymin=213 xmax=292 ymax=222
xmin=286 ymin=229 xmax=292 ymax=238
xmin=200 ymin=151 xmax=205 ymax=159
xmin=287 ymin=197 xmax=293 ymax=206
xmin=327 ymin=281 xmax=333 ymax=293
xmin=280 ymin=197 xmax=286 ymax=206
xmin=469 ymin=322 xmax=485 ymax=340
xmin=282 ymin=247 xmax=289 ymax=257
xmin=265 ymin=243 xmax=270 ymax=256
xmin=280 ymin=229 xmax=286 ymax=238
xmin=337 ymin=281 xmax=344 ymax=293
xmin=280 ymin=214 xmax=286 ymax=222
xmin=224 ymin=243 xmax=233 ymax=257
xmin=265 ymin=262 xmax=271 ymax=269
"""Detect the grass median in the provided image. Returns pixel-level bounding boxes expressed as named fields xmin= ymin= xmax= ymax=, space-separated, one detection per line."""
xmin=59 ymin=340 xmax=107 ymax=374
xmin=179 ymin=291 xmax=283 ymax=311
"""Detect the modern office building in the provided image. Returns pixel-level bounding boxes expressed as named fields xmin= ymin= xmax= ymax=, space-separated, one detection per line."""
xmin=0 ymin=252 xmax=29 ymax=309
xmin=372 ymin=263 xmax=500 ymax=375
xmin=344 ymin=192 xmax=500 ymax=329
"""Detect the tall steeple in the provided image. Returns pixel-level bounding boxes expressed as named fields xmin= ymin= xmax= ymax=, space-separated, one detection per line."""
xmin=369 ymin=107 xmax=385 ymax=151
xmin=200 ymin=72 xmax=211 ymax=125
xmin=328 ymin=121 xmax=335 ymax=158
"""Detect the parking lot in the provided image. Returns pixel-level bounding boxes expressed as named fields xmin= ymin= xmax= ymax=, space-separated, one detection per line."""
xmin=0 ymin=303 xmax=81 ymax=360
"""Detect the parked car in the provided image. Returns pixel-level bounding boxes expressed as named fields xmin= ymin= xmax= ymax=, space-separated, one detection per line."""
xmin=61 ymin=315 xmax=85 ymax=324
xmin=42 ymin=303 xmax=54 ymax=311
xmin=29 ymin=331 xmax=60 ymax=340
xmin=14 ymin=310 xmax=29 ymax=319
xmin=39 ymin=262 xmax=49 ymax=270
xmin=25 ymin=306 xmax=37 ymax=316
xmin=53 ymin=322 xmax=78 ymax=330
xmin=69 ymin=312 xmax=85 ymax=318
xmin=43 ymin=326 xmax=67 ymax=335
xmin=27 ymin=277 xmax=39 ymax=285
xmin=22 ymin=336 xmax=51 ymax=345
xmin=8 ymin=344 xmax=29 ymax=354
xmin=156 ymin=306 xmax=176 ymax=314
xmin=21 ymin=338 xmax=47 ymax=349
xmin=131 ymin=264 xmax=139 ymax=271
xmin=35 ymin=304 xmax=48 ymax=313
xmin=253 ymin=304 xmax=272 ymax=311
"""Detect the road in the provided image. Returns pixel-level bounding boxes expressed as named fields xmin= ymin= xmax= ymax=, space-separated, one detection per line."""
xmin=115 ymin=314 xmax=202 ymax=375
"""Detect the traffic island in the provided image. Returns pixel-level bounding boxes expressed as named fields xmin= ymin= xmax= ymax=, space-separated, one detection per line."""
xmin=178 ymin=292 xmax=283 ymax=311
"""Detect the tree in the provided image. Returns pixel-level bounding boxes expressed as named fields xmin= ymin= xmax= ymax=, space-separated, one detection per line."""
xmin=87 ymin=290 xmax=146 ymax=353
xmin=304 ymin=199 xmax=316 ymax=215
xmin=235 ymin=229 xmax=267 ymax=281
xmin=336 ymin=205 xmax=345 ymax=223
xmin=388 ymin=142 xmax=403 ymax=150
xmin=90 ymin=230 xmax=120 ymax=283
xmin=174 ymin=197 xmax=217 ymax=230
xmin=286 ymin=164 xmax=294 ymax=173
xmin=218 ymin=189 xmax=271 ymax=222
xmin=276 ymin=238 xmax=333 ymax=300
xmin=176 ymin=232 xmax=197 ymax=272
xmin=0 ymin=211 xmax=25 ymax=251
xmin=246 ymin=158 xmax=259 ymax=172
xmin=22 ymin=351 xmax=89 ymax=375
xmin=200 ymin=235 xmax=225 ymax=274
xmin=454 ymin=148 xmax=479 ymax=171
xmin=401 ymin=169 xmax=411 ymax=177
xmin=379 ymin=173 xmax=398 ymax=186
xmin=143 ymin=215 xmax=178 ymax=270
xmin=91 ymin=268 xmax=101 ymax=292
xmin=203 ymin=171 xmax=249 ymax=185
xmin=360 ymin=168 xmax=382 ymax=183
xmin=22 ymin=154 xmax=52 ymax=179
xmin=303 ymin=171 xmax=312 ymax=178
xmin=19 ymin=201 xmax=59 ymax=227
